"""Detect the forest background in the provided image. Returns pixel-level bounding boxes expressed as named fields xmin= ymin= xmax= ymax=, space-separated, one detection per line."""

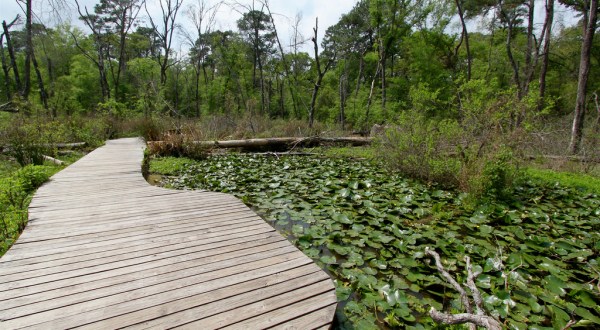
xmin=0 ymin=0 xmax=597 ymax=156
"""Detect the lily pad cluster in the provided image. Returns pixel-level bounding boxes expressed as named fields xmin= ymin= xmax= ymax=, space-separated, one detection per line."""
xmin=154 ymin=155 xmax=600 ymax=329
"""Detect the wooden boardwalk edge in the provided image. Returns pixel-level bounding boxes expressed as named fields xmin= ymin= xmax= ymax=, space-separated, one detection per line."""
xmin=0 ymin=138 xmax=337 ymax=329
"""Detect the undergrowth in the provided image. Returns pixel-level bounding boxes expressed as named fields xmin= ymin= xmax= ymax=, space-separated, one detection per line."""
xmin=0 ymin=165 xmax=60 ymax=256
xmin=526 ymin=167 xmax=600 ymax=193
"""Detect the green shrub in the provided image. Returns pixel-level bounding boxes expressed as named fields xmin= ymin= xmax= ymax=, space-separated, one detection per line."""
xmin=378 ymin=110 xmax=523 ymax=203
xmin=377 ymin=113 xmax=462 ymax=187
xmin=0 ymin=165 xmax=55 ymax=256
xmin=460 ymin=147 xmax=522 ymax=201
xmin=2 ymin=118 xmax=49 ymax=166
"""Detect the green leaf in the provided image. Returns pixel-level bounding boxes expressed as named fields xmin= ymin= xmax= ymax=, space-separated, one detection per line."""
xmin=574 ymin=307 xmax=600 ymax=324
xmin=320 ymin=255 xmax=337 ymax=265
xmin=332 ymin=213 xmax=353 ymax=224
xmin=543 ymin=275 xmax=567 ymax=297
xmin=549 ymin=305 xmax=570 ymax=330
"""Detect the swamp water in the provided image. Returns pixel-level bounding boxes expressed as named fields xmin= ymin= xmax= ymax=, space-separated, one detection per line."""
xmin=149 ymin=154 xmax=600 ymax=329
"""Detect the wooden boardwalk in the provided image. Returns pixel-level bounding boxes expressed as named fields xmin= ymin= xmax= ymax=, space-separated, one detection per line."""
xmin=0 ymin=138 xmax=337 ymax=329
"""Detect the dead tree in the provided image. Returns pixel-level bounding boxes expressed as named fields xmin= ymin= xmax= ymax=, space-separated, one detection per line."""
xmin=308 ymin=17 xmax=334 ymax=129
xmin=146 ymin=0 xmax=184 ymax=86
xmin=2 ymin=18 xmax=22 ymax=97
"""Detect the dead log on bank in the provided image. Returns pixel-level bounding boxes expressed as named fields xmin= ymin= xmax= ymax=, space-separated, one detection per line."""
xmin=148 ymin=137 xmax=372 ymax=151
xmin=43 ymin=142 xmax=87 ymax=148
xmin=43 ymin=155 xmax=65 ymax=165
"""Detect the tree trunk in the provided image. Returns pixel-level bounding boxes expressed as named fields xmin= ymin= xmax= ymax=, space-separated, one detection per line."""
xmin=309 ymin=18 xmax=333 ymax=129
xmin=568 ymin=0 xmax=598 ymax=154
xmin=98 ymin=45 xmax=111 ymax=101
xmin=381 ymin=52 xmax=387 ymax=117
xmin=258 ymin=55 xmax=266 ymax=114
xmin=454 ymin=0 xmax=471 ymax=81
xmin=23 ymin=0 xmax=33 ymax=100
xmin=594 ymin=92 xmax=599 ymax=133
xmin=505 ymin=19 xmax=521 ymax=99
xmin=0 ymin=35 xmax=11 ymax=100
xmin=2 ymin=20 xmax=22 ymax=96
xmin=339 ymin=71 xmax=346 ymax=130
xmin=31 ymin=51 xmax=48 ymax=111
xmin=115 ymin=11 xmax=128 ymax=102
xmin=148 ymin=137 xmax=373 ymax=150
xmin=264 ymin=3 xmax=298 ymax=118
xmin=365 ymin=62 xmax=382 ymax=127
xmin=523 ymin=0 xmax=535 ymax=96
xmin=538 ymin=0 xmax=554 ymax=110
xmin=195 ymin=69 xmax=201 ymax=118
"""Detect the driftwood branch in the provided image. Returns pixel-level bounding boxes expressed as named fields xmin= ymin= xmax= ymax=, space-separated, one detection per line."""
xmin=424 ymin=248 xmax=503 ymax=330
xmin=429 ymin=309 xmax=502 ymax=330
xmin=465 ymin=256 xmax=485 ymax=315
xmin=425 ymin=247 xmax=473 ymax=315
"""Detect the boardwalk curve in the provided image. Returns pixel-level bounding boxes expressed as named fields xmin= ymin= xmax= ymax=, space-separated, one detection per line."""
xmin=0 ymin=138 xmax=337 ymax=329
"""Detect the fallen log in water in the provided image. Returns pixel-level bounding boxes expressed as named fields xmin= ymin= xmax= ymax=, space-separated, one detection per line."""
xmin=148 ymin=136 xmax=373 ymax=151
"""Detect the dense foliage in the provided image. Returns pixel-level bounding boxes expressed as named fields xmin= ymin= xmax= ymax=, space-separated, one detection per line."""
xmin=151 ymin=154 xmax=600 ymax=329
xmin=0 ymin=165 xmax=57 ymax=255
xmin=1 ymin=0 xmax=599 ymax=155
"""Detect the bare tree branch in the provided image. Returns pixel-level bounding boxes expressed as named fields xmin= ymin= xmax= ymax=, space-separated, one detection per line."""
xmin=425 ymin=248 xmax=503 ymax=330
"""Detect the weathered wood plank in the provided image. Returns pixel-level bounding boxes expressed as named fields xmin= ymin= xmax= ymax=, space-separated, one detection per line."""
xmin=0 ymin=138 xmax=337 ymax=328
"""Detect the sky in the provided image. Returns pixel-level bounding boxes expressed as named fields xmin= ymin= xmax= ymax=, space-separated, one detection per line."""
xmin=0 ymin=0 xmax=360 ymax=53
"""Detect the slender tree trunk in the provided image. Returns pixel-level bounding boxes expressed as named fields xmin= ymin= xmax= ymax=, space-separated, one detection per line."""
xmin=115 ymin=11 xmax=128 ymax=102
xmin=568 ymin=0 xmax=597 ymax=154
xmin=381 ymin=52 xmax=387 ymax=117
xmin=23 ymin=0 xmax=33 ymax=100
xmin=264 ymin=2 xmax=298 ymax=118
xmin=195 ymin=68 xmax=201 ymax=117
xmin=98 ymin=45 xmax=110 ymax=102
xmin=0 ymin=35 xmax=12 ymax=100
xmin=258 ymin=56 xmax=266 ymax=114
xmin=31 ymin=51 xmax=48 ymax=111
xmin=365 ymin=62 xmax=382 ymax=128
xmin=353 ymin=51 xmax=366 ymax=115
xmin=593 ymin=92 xmax=599 ymax=133
xmin=505 ymin=20 xmax=522 ymax=99
xmin=538 ymin=0 xmax=554 ymax=110
xmin=523 ymin=0 xmax=535 ymax=96
xmin=309 ymin=18 xmax=332 ymax=128
xmin=339 ymin=71 xmax=346 ymax=130
xmin=2 ymin=21 xmax=22 ymax=95
xmin=355 ymin=53 xmax=365 ymax=97
xmin=455 ymin=0 xmax=471 ymax=80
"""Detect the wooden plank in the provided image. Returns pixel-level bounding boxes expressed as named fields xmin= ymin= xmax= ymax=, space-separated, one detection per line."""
xmin=7 ymin=256 xmax=311 ymax=329
xmin=272 ymin=303 xmax=337 ymax=329
xmin=177 ymin=282 xmax=336 ymax=329
xmin=14 ymin=208 xmax=256 ymax=246
xmin=0 ymin=137 xmax=336 ymax=329
xmin=218 ymin=291 xmax=337 ymax=329
xmin=0 ymin=243 xmax=300 ymax=317
xmin=1 ymin=226 xmax=276 ymax=269
xmin=83 ymin=267 xmax=327 ymax=329
xmin=0 ymin=226 xmax=283 ymax=291
xmin=0 ymin=231 xmax=287 ymax=285
xmin=3 ymin=219 xmax=272 ymax=261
